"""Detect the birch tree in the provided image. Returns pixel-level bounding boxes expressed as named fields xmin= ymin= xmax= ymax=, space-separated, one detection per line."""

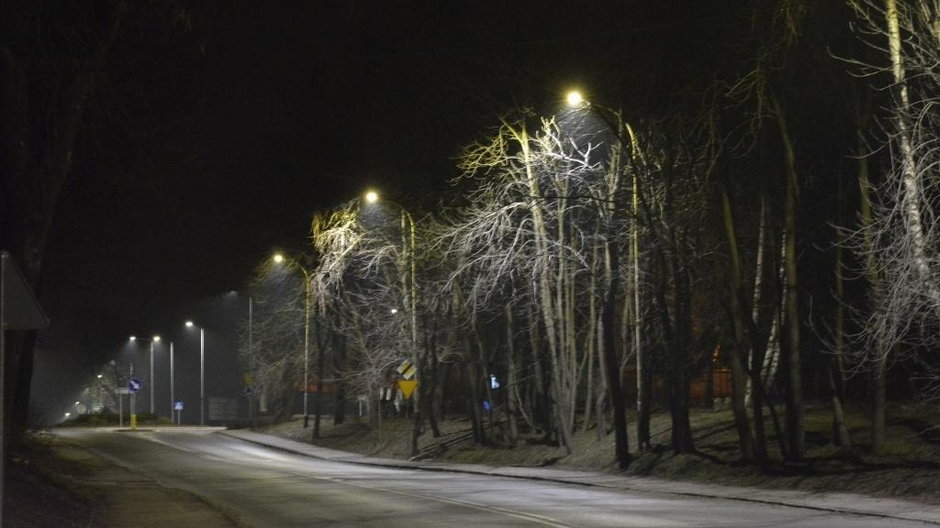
xmin=442 ymin=110 xmax=632 ymax=464
xmin=848 ymin=0 xmax=940 ymax=451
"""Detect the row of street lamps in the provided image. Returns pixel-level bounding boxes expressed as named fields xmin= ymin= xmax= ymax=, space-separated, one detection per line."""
xmin=109 ymin=90 xmax=613 ymax=431
xmin=125 ymin=320 xmax=205 ymax=425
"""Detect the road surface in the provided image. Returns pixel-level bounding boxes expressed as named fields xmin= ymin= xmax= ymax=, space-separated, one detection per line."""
xmin=55 ymin=428 xmax=936 ymax=527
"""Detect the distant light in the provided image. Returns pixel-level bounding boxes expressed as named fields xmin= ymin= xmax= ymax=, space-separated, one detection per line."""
xmin=365 ymin=191 xmax=379 ymax=204
xmin=153 ymin=335 xmax=161 ymax=342
xmin=64 ymin=412 xmax=71 ymax=418
xmin=273 ymin=253 xmax=285 ymax=264
xmin=75 ymin=401 xmax=80 ymax=405
xmin=566 ymin=90 xmax=585 ymax=108
xmin=390 ymin=308 xmax=398 ymax=315
xmin=129 ymin=336 xmax=137 ymax=342
xmin=185 ymin=321 xmax=195 ymax=328
xmin=97 ymin=374 xmax=103 ymax=379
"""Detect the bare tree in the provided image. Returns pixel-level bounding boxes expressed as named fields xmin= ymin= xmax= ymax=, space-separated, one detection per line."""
xmin=848 ymin=0 xmax=940 ymax=451
xmin=441 ymin=110 xmax=633 ymax=465
xmin=238 ymin=265 xmax=306 ymax=421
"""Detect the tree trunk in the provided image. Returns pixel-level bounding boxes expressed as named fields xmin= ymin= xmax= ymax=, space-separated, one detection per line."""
xmin=772 ymin=95 xmax=805 ymax=463
xmin=504 ymin=305 xmax=519 ymax=445
xmin=632 ymin=171 xmax=650 ymax=450
xmin=602 ymin=240 xmax=631 ymax=468
xmin=720 ymin=189 xmax=756 ymax=463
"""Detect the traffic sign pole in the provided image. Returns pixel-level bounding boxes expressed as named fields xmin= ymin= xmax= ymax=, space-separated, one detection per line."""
xmin=128 ymin=378 xmax=142 ymax=429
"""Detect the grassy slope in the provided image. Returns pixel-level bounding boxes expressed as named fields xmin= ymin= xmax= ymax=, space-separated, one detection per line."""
xmin=262 ymin=402 xmax=940 ymax=505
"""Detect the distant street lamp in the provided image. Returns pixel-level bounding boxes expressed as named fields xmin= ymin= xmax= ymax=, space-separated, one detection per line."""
xmin=168 ymin=341 xmax=176 ymax=423
xmin=129 ymin=335 xmax=161 ymax=415
xmin=272 ymin=252 xmax=313 ymax=428
xmin=185 ymin=321 xmax=205 ymax=425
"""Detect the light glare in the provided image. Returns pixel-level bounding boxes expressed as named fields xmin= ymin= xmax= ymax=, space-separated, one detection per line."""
xmin=566 ymin=90 xmax=584 ymax=107
xmin=365 ymin=191 xmax=379 ymax=204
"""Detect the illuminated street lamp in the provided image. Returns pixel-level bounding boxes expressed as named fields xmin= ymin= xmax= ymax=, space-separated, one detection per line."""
xmin=129 ymin=335 xmax=161 ymax=414
xmin=563 ymin=90 xmax=643 ymax=456
xmin=362 ymin=190 xmax=417 ymax=357
xmin=272 ymin=252 xmax=313 ymax=428
xmin=565 ymin=89 xmax=584 ymax=108
xmin=185 ymin=321 xmax=205 ymax=425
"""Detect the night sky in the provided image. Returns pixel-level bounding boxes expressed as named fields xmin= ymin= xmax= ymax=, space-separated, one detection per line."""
xmin=28 ymin=1 xmax=759 ymax=419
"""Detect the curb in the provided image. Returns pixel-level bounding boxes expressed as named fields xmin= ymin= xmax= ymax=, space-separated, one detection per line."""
xmin=219 ymin=429 xmax=940 ymax=526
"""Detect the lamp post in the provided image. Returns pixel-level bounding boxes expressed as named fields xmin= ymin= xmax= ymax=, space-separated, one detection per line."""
xmin=273 ymin=253 xmax=313 ymax=428
xmin=169 ymin=341 xmax=175 ymax=423
xmin=129 ymin=335 xmax=161 ymax=415
xmin=363 ymin=190 xmax=422 ymax=455
xmin=185 ymin=321 xmax=205 ymax=425
xmin=363 ymin=191 xmax=418 ymax=358
xmin=564 ymin=90 xmax=641 ymax=460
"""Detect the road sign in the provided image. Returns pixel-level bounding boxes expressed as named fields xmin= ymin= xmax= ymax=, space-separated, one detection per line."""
xmin=128 ymin=378 xmax=142 ymax=393
xmin=174 ymin=401 xmax=184 ymax=411
xmin=397 ymin=359 xmax=417 ymax=380
xmin=489 ymin=374 xmax=501 ymax=390
xmin=397 ymin=380 xmax=418 ymax=399
xmin=242 ymin=386 xmax=253 ymax=396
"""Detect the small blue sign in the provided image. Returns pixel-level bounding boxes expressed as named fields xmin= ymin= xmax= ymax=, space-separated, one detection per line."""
xmin=489 ymin=374 xmax=501 ymax=390
xmin=128 ymin=378 xmax=142 ymax=393
xmin=174 ymin=401 xmax=184 ymax=411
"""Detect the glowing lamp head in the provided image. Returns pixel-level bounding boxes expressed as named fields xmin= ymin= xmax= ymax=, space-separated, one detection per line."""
xmin=273 ymin=253 xmax=285 ymax=264
xmin=153 ymin=335 xmax=161 ymax=342
xmin=365 ymin=191 xmax=379 ymax=204
xmin=566 ymin=90 xmax=585 ymax=108
xmin=185 ymin=321 xmax=195 ymax=328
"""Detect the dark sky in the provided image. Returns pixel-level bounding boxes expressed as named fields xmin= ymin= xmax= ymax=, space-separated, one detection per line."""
xmin=30 ymin=1 xmax=744 ymax=419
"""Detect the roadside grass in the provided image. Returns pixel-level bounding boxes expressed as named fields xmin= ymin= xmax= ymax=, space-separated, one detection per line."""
xmin=4 ymin=432 xmax=97 ymax=527
xmin=260 ymin=401 xmax=940 ymax=505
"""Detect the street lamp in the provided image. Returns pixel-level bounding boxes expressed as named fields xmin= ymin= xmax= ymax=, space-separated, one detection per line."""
xmin=361 ymin=190 xmax=420 ymax=446
xmin=185 ymin=321 xmax=205 ymax=425
xmin=361 ymin=190 xmax=417 ymax=357
xmin=129 ymin=335 xmax=161 ymax=415
xmin=168 ymin=340 xmax=176 ymax=423
xmin=565 ymin=89 xmax=584 ymax=108
xmin=272 ymin=252 xmax=313 ymax=428
xmin=563 ymin=91 xmax=643 ymax=456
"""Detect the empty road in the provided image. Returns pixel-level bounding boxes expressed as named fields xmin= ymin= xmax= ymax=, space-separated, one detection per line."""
xmin=55 ymin=428 xmax=936 ymax=527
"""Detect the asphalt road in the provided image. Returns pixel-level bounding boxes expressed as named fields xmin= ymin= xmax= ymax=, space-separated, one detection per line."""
xmin=56 ymin=428 xmax=935 ymax=527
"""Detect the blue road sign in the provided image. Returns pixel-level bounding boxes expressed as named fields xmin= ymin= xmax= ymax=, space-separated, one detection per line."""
xmin=174 ymin=401 xmax=184 ymax=411
xmin=128 ymin=378 xmax=142 ymax=393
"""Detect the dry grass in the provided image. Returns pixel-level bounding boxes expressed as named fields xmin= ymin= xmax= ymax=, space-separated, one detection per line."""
xmin=260 ymin=402 xmax=940 ymax=505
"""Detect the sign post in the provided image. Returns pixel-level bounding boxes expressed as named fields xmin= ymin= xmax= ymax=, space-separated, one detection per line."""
xmin=116 ymin=388 xmax=131 ymax=427
xmin=174 ymin=401 xmax=184 ymax=425
xmin=128 ymin=378 xmax=142 ymax=429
